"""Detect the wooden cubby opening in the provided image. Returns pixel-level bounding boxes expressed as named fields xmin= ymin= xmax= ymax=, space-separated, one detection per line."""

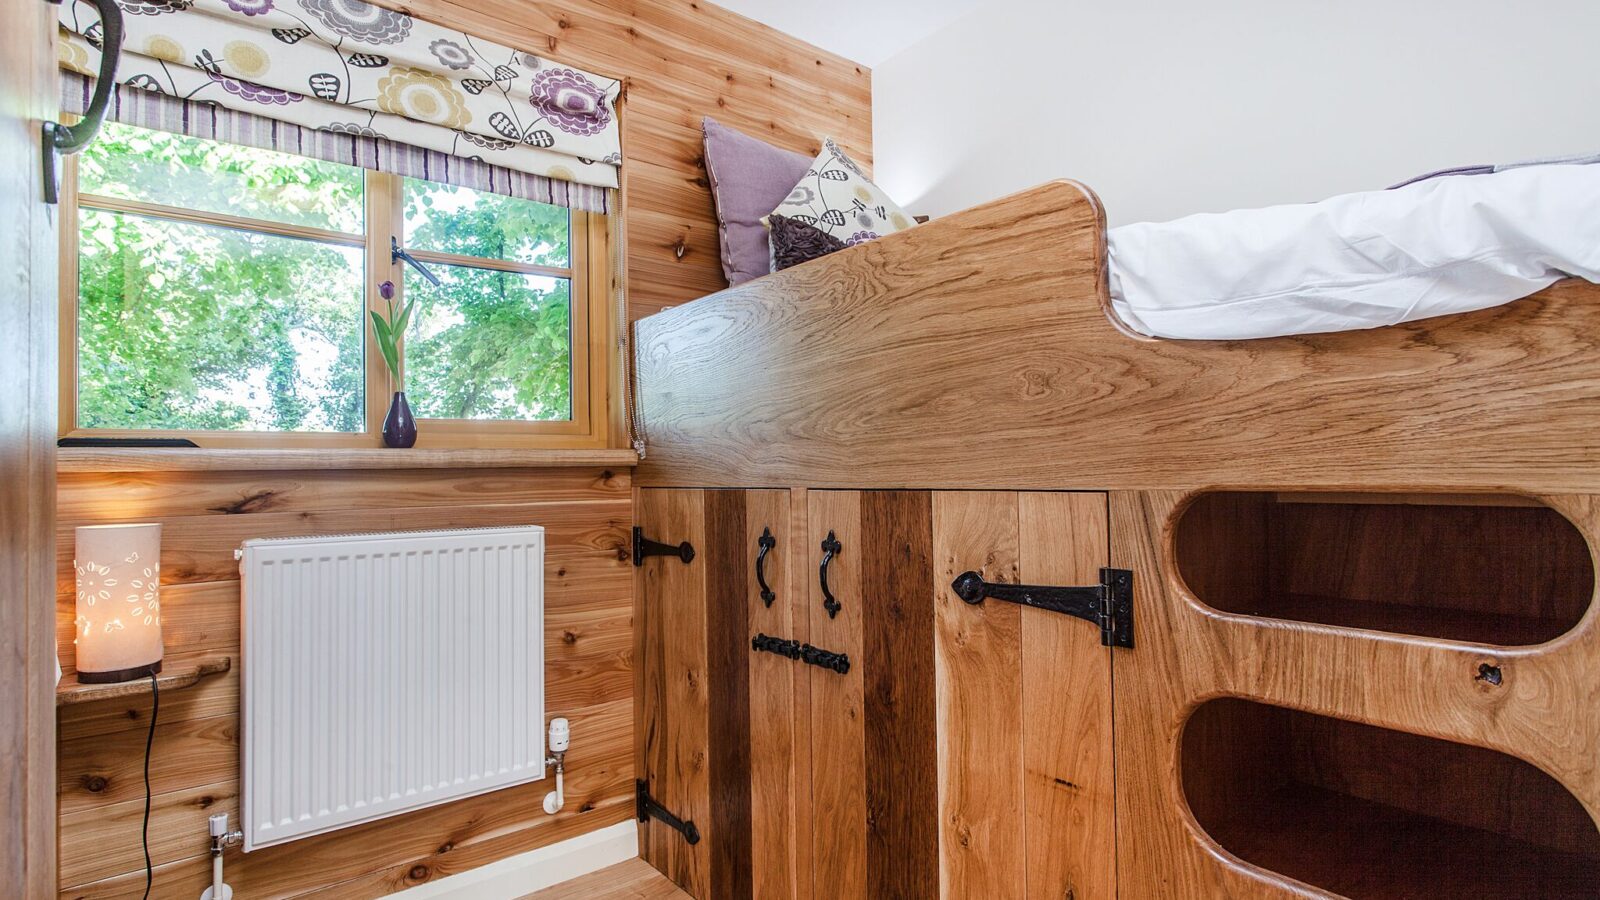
xmin=1183 ymin=698 xmax=1600 ymax=898
xmin=1174 ymin=492 xmax=1594 ymax=644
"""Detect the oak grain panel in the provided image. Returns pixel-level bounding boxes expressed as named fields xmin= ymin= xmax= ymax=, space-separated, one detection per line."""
xmin=932 ymin=492 xmax=1025 ymax=899
xmin=1113 ymin=490 xmax=1600 ymax=897
xmin=807 ymin=490 xmax=867 ymax=899
xmin=744 ymin=489 xmax=800 ymax=900
xmin=704 ymin=490 xmax=752 ymax=899
xmin=861 ymin=491 xmax=938 ymax=900
xmin=635 ymin=180 xmax=1600 ymax=495
xmin=1018 ymin=493 xmax=1114 ymax=900
xmin=636 ymin=489 xmax=711 ymax=896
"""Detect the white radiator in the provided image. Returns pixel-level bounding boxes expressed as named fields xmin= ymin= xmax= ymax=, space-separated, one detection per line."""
xmin=238 ymin=526 xmax=546 ymax=850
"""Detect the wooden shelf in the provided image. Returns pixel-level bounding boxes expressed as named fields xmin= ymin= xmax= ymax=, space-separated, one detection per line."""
xmin=56 ymin=655 xmax=231 ymax=706
xmin=1210 ymin=783 xmax=1600 ymax=898
xmin=58 ymin=446 xmax=640 ymax=473
xmin=1253 ymin=592 xmax=1574 ymax=646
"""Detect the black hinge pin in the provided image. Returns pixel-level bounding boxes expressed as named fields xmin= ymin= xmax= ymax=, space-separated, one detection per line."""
xmin=636 ymin=780 xmax=701 ymax=845
xmin=633 ymin=526 xmax=695 ymax=567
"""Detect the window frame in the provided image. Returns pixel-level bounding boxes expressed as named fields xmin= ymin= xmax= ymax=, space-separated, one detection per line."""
xmin=58 ymin=144 xmax=614 ymax=450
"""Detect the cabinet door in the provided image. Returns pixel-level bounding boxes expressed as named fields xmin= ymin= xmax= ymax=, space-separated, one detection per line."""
xmin=637 ymin=488 xmax=808 ymax=900
xmin=803 ymin=491 xmax=1114 ymax=900
xmin=931 ymin=492 xmax=1115 ymax=900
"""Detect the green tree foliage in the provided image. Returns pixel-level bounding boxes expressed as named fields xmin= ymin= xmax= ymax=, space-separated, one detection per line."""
xmin=77 ymin=124 xmax=365 ymax=432
xmin=74 ymin=123 xmax=576 ymax=433
xmin=401 ymin=181 xmax=573 ymax=421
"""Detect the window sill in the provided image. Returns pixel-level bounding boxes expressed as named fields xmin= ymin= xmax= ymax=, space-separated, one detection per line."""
xmin=57 ymin=446 xmax=640 ymax=473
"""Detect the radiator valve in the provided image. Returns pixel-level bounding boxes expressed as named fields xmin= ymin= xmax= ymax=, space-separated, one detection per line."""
xmin=543 ymin=717 xmax=570 ymax=814
xmin=199 ymin=813 xmax=244 ymax=900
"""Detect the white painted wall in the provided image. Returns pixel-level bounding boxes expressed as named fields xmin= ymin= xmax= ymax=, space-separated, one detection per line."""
xmin=872 ymin=0 xmax=1600 ymax=225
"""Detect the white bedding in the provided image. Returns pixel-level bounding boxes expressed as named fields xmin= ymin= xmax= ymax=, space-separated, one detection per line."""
xmin=1106 ymin=163 xmax=1600 ymax=340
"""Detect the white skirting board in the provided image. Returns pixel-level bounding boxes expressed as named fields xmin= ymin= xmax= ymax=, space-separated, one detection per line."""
xmin=391 ymin=820 xmax=638 ymax=898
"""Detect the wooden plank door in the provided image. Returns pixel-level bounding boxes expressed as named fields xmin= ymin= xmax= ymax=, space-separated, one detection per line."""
xmin=637 ymin=488 xmax=809 ymax=900
xmin=932 ymin=492 xmax=1115 ymax=900
xmin=805 ymin=490 xmax=942 ymax=899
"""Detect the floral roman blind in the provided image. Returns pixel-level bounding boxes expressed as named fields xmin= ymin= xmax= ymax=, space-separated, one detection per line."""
xmin=57 ymin=0 xmax=623 ymax=210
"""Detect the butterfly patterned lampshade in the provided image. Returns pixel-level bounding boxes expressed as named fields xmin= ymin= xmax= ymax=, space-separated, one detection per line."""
xmin=74 ymin=524 xmax=164 ymax=684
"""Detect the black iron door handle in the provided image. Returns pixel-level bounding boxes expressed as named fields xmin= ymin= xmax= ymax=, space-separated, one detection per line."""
xmin=756 ymin=527 xmax=776 ymax=607
xmin=43 ymin=0 xmax=125 ymax=203
xmin=819 ymin=531 xmax=842 ymax=619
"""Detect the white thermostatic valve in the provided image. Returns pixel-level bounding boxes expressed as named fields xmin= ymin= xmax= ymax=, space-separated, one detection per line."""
xmin=549 ymin=717 xmax=570 ymax=753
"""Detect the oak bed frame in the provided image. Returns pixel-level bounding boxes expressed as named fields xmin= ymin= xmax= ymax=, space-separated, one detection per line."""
xmin=628 ymin=181 xmax=1600 ymax=898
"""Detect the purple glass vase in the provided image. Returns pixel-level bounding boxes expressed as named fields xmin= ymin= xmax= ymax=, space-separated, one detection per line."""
xmin=382 ymin=391 xmax=417 ymax=448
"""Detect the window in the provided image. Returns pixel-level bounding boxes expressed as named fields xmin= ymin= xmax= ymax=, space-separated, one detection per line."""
xmin=62 ymin=122 xmax=613 ymax=448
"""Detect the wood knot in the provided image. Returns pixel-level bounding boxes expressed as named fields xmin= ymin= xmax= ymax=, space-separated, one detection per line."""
xmin=211 ymin=490 xmax=279 ymax=515
xmin=197 ymin=795 xmax=216 ymax=808
xmin=556 ymin=568 xmax=568 ymax=578
xmin=408 ymin=865 xmax=430 ymax=882
xmin=556 ymin=17 xmax=570 ymax=29
xmin=580 ymin=801 xmax=595 ymax=812
xmin=436 ymin=840 xmax=454 ymax=854
xmin=673 ymin=241 xmax=688 ymax=260
xmin=82 ymin=775 xmax=108 ymax=793
xmin=562 ymin=630 xmax=578 ymax=644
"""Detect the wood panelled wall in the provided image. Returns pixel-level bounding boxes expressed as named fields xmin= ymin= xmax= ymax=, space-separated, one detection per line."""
xmin=56 ymin=465 xmax=634 ymax=898
xmin=373 ymin=0 xmax=874 ymax=321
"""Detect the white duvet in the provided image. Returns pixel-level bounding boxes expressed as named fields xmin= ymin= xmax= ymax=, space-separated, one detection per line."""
xmin=1106 ymin=163 xmax=1600 ymax=340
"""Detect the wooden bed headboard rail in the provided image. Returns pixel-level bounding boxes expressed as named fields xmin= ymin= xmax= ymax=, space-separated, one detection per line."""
xmin=633 ymin=180 xmax=1600 ymax=494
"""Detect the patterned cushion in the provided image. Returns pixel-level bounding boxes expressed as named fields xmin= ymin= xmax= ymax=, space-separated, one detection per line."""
xmin=768 ymin=138 xmax=914 ymax=248
xmin=768 ymin=213 xmax=847 ymax=272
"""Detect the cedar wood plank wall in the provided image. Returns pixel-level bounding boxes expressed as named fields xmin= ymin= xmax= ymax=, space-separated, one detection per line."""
xmin=56 ymin=466 xmax=637 ymax=898
xmin=54 ymin=1 xmax=871 ymax=895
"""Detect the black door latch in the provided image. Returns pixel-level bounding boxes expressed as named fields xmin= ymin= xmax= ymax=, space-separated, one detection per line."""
xmin=950 ymin=567 xmax=1134 ymax=648
xmin=751 ymin=632 xmax=851 ymax=674
xmin=632 ymin=526 xmax=695 ymax=567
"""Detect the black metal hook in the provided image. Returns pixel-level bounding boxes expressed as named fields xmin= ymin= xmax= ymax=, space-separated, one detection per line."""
xmin=756 ymin=527 xmax=776 ymax=607
xmin=44 ymin=0 xmax=125 ymax=203
xmin=819 ymin=531 xmax=841 ymax=619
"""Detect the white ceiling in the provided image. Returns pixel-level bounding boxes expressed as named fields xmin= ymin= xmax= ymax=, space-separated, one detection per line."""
xmin=713 ymin=0 xmax=981 ymax=67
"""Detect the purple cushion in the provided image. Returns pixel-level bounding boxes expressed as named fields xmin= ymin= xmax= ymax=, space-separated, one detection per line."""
xmin=703 ymin=117 xmax=813 ymax=285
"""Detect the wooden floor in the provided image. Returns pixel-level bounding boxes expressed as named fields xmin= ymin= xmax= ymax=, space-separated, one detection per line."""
xmin=521 ymin=859 xmax=690 ymax=899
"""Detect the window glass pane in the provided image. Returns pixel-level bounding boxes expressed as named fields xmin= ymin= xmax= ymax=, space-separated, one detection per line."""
xmin=77 ymin=210 xmax=365 ymax=432
xmin=403 ymin=178 xmax=570 ymax=267
xmin=405 ymin=265 xmax=572 ymax=421
xmin=79 ymin=122 xmax=364 ymax=233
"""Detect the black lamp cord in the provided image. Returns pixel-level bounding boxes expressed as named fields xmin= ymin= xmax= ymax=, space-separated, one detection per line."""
xmin=142 ymin=672 xmax=159 ymax=900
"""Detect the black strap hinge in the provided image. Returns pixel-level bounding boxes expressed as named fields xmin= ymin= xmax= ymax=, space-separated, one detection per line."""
xmin=636 ymin=779 xmax=700 ymax=845
xmin=950 ymin=567 xmax=1134 ymax=648
xmin=751 ymin=632 xmax=851 ymax=674
xmin=633 ymin=526 xmax=695 ymax=567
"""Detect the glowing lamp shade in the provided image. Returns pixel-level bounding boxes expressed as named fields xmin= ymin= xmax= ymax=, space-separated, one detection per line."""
xmin=74 ymin=524 xmax=164 ymax=683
